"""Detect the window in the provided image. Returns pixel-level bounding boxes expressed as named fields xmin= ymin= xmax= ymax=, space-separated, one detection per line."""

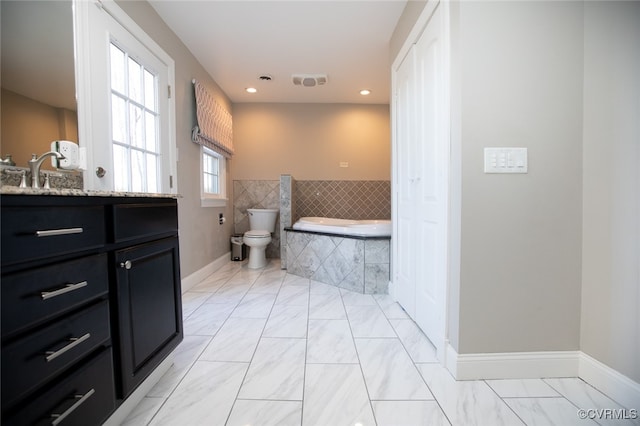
xmin=76 ymin=0 xmax=176 ymax=193
xmin=201 ymin=146 xmax=226 ymax=207
xmin=110 ymin=43 xmax=161 ymax=193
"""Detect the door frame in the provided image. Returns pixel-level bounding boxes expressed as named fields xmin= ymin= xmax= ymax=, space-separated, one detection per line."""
xmin=390 ymin=0 xmax=459 ymax=365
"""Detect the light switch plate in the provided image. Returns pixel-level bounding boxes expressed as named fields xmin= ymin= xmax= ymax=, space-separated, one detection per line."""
xmin=484 ymin=147 xmax=528 ymax=173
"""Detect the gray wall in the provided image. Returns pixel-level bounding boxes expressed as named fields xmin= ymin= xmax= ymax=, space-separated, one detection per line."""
xmin=116 ymin=1 xmax=234 ymax=278
xmin=581 ymin=1 xmax=640 ymax=383
xmin=395 ymin=0 xmax=640 ymax=383
xmin=453 ymin=1 xmax=584 ymax=354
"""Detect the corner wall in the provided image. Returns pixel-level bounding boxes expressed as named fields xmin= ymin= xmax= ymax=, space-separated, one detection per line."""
xmin=581 ymin=1 xmax=640 ymax=384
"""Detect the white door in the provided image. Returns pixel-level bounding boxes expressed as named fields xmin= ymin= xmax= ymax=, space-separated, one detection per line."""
xmin=395 ymin=45 xmax=417 ymax=318
xmin=76 ymin=0 xmax=176 ymax=193
xmin=393 ymin=2 xmax=448 ymax=352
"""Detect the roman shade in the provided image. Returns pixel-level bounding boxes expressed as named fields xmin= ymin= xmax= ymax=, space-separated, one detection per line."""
xmin=191 ymin=79 xmax=234 ymax=157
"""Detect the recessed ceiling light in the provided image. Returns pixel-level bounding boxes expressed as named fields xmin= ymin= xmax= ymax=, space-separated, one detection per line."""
xmin=246 ymin=87 xmax=257 ymax=93
xmin=360 ymin=89 xmax=371 ymax=96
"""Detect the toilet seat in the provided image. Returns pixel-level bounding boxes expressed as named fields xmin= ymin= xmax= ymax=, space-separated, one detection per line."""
xmin=244 ymin=230 xmax=270 ymax=238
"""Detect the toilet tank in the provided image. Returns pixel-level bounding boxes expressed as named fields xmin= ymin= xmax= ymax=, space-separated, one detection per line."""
xmin=247 ymin=208 xmax=279 ymax=232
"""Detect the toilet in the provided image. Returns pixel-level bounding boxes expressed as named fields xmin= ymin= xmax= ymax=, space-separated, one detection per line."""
xmin=243 ymin=208 xmax=279 ymax=269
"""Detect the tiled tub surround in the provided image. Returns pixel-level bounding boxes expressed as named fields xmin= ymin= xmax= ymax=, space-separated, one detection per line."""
xmin=295 ymin=180 xmax=390 ymax=220
xmin=285 ymin=229 xmax=390 ymax=294
xmin=233 ymin=180 xmax=281 ymax=259
xmin=279 ymin=175 xmax=296 ymax=269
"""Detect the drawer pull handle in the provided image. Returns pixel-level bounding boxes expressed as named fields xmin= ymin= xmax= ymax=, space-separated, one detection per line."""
xmin=120 ymin=260 xmax=132 ymax=270
xmin=50 ymin=388 xmax=96 ymax=425
xmin=41 ymin=281 xmax=88 ymax=300
xmin=45 ymin=333 xmax=91 ymax=362
xmin=36 ymin=227 xmax=84 ymax=237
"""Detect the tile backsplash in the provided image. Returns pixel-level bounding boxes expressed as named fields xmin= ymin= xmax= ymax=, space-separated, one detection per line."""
xmin=295 ymin=180 xmax=390 ymax=220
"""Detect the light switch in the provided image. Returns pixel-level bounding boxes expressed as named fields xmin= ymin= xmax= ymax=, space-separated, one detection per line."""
xmin=484 ymin=147 xmax=528 ymax=173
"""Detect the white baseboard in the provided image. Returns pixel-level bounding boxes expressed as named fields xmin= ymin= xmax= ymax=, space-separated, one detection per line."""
xmin=446 ymin=345 xmax=580 ymax=380
xmin=181 ymin=252 xmax=230 ymax=293
xmin=579 ymin=352 xmax=640 ymax=411
xmin=446 ymin=345 xmax=640 ymax=411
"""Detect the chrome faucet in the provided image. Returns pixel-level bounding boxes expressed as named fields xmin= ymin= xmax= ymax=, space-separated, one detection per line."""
xmin=28 ymin=151 xmax=65 ymax=188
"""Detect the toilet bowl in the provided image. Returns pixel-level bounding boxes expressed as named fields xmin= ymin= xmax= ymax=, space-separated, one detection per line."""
xmin=243 ymin=208 xmax=279 ymax=269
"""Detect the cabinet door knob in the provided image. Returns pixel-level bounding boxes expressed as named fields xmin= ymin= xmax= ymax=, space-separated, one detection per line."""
xmin=120 ymin=260 xmax=132 ymax=270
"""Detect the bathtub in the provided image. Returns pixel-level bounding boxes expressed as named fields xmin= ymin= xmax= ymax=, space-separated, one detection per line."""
xmin=292 ymin=217 xmax=392 ymax=237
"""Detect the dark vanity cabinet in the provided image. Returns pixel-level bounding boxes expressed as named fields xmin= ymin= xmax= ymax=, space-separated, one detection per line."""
xmin=1 ymin=194 xmax=183 ymax=425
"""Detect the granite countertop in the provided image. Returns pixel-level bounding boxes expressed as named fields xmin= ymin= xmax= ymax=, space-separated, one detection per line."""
xmin=0 ymin=185 xmax=181 ymax=199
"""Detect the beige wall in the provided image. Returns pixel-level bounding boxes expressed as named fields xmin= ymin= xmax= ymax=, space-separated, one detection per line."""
xmin=1 ymin=88 xmax=78 ymax=170
xmin=232 ymin=103 xmax=390 ymax=181
xmin=452 ymin=1 xmax=584 ymax=354
xmin=581 ymin=1 xmax=640 ymax=383
xmin=116 ymin=0 xmax=234 ymax=278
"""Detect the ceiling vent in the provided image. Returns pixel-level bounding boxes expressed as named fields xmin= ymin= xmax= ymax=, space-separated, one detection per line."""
xmin=292 ymin=74 xmax=328 ymax=87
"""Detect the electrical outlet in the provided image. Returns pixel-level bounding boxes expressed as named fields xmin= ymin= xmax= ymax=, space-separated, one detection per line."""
xmin=340 ymin=162 xmax=349 ymax=168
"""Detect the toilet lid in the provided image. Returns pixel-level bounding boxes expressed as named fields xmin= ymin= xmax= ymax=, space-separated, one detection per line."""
xmin=244 ymin=230 xmax=270 ymax=238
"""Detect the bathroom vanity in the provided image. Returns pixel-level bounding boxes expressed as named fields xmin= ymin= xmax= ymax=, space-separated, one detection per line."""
xmin=0 ymin=191 xmax=183 ymax=425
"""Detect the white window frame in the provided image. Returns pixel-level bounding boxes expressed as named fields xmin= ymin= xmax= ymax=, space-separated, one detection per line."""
xmin=200 ymin=146 xmax=227 ymax=207
xmin=74 ymin=0 xmax=177 ymax=194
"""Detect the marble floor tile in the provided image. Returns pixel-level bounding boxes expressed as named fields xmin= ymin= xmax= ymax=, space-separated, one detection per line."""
xmin=543 ymin=378 xmax=640 ymax=426
xmin=199 ymin=317 xmax=266 ymax=362
xmin=230 ymin=292 xmax=277 ymax=318
xmin=372 ymin=400 xmax=450 ymax=426
xmin=238 ymin=337 xmax=306 ymax=400
xmin=390 ymin=319 xmax=438 ymax=363
xmin=345 ymin=304 xmax=396 ymax=337
xmin=486 ymin=379 xmax=562 ymax=398
xmin=121 ymin=397 xmax=166 ymax=426
xmin=149 ymin=361 xmax=248 ymax=426
xmin=302 ymin=364 xmax=376 ymax=426
xmin=355 ymin=338 xmax=433 ymax=400
xmin=181 ymin=291 xmax=213 ymax=319
xmin=275 ymin=285 xmax=310 ymax=306
xmin=340 ymin=288 xmax=377 ymax=306
xmin=190 ymin=268 xmax=237 ymax=293
xmin=417 ymin=363 xmax=525 ymax=426
xmin=309 ymin=279 xmax=341 ymax=295
xmin=226 ymin=400 xmax=302 ymax=426
xmin=308 ymin=292 xmax=347 ymax=319
xmin=282 ymin=274 xmax=311 ymax=287
xmin=373 ymin=294 xmax=410 ymax=319
xmin=129 ymin=261 xmax=631 ymax=426
xmin=263 ymin=304 xmax=308 ymax=338
xmin=146 ymin=335 xmax=212 ymax=398
xmin=189 ymin=277 xmax=228 ymax=293
xmin=183 ymin=302 xmax=236 ymax=336
xmin=505 ymin=397 xmax=600 ymax=426
xmin=307 ymin=319 xmax=358 ymax=364
xmin=249 ymin=271 xmax=285 ymax=294
xmin=208 ymin=282 xmax=252 ymax=304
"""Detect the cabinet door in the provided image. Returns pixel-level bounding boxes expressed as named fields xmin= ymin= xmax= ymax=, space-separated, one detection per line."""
xmin=113 ymin=237 xmax=183 ymax=397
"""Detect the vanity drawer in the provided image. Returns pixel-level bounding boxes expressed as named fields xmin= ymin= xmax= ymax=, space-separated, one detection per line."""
xmin=1 ymin=300 xmax=111 ymax=409
xmin=3 ymin=348 xmax=115 ymax=426
xmin=1 ymin=254 xmax=109 ymax=340
xmin=1 ymin=205 xmax=105 ymax=266
xmin=112 ymin=202 xmax=177 ymax=243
